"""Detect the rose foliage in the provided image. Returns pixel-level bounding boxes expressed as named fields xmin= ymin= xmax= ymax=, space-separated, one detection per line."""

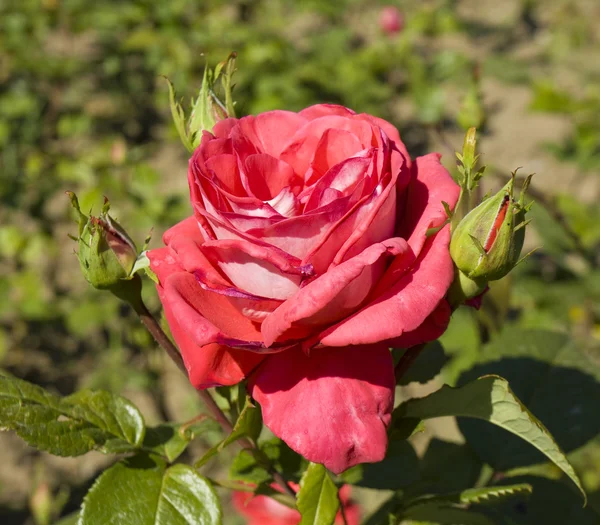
xmin=148 ymin=104 xmax=460 ymax=473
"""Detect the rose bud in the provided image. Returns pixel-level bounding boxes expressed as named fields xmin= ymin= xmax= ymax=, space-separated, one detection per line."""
xmin=449 ymin=174 xmax=532 ymax=302
xmin=232 ymin=483 xmax=360 ymax=525
xmin=167 ymin=53 xmax=237 ymax=152
xmin=67 ymin=192 xmax=142 ymax=302
xmin=379 ymin=6 xmax=404 ymax=35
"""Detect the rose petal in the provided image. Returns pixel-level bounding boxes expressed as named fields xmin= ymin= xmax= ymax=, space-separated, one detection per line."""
xmin=262 ymin=238 xmax=409 ymax=346
xmin=299 ymin=104 xmax=356 ymax=120
xmin=244 ymin=153 xmax=298 ymax=200
xmin=162 ymin=286 xmax=263 ymax=388
xmin=318 ymin=226 xmax=454 ymax=346
xmin=308 ymin=128 xmax=365 ymax=184
xmin=355 ymin=113 xmax=411 ymax=165
xmin=398 ymin=153 xmax=460 ymax=256
xmin=249 ymin=344 xmax=395 ymax=474
xmin=163 ymin=272 xmax=264 ymax=345
xmin=204 ymin=154 xmax=245 ymax=197
xmin=280 ymin=116 xmax=374 ymax=179
xmin=201 ymin=238 xmax=313 ymax=300
xmin=245 ymin=110 xmax=308 ymax=158
xmin=148 ymin=245 xmax=264 ymax=388
xmin=387 ymin=299 xmax=452 ymax=348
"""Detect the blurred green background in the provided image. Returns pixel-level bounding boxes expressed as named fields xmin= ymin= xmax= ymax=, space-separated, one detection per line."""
xmin=1 ymin=0 xmax=599 ymax=523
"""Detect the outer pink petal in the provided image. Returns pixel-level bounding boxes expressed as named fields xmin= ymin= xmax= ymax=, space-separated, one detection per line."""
xmin=147 ymin=245 xmax=264 ymax=388
xmin=299 ymin=104 xmax=356 ymax=120
xmin=261 ymin=238 xmax=409 ymax=347
xmin=386 ymin=299 xmax=452 ymax=349
xmin=398 ymin=153 xmax=460 ymax=256
xmin=249 ymin=344 xmax=395 ymax=474
xmin=163 ymin=272 xmax=264 ymax=345
xmin=318 ymin=226 xmax=454 ymax=346
xmin=161 ymin=286 xmax=264 ymax=388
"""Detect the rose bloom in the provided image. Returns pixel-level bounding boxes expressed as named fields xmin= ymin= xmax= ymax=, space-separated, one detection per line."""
xmin=148 ymin=104 xmax=459 ymax=473
xmin=232 ymin=484 xmax=360 ymax=525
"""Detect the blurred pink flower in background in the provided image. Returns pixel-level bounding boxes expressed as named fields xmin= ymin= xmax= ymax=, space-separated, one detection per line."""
xmin=232 ymin=484 xmax=360 ymax=525
xmin=379 ymin=6 xmax=404 ymax=35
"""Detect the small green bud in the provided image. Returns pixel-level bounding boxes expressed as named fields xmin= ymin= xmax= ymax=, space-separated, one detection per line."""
xmin=166 ymin=53 xmax=237 ymax=153
xmin=450 ymin=173 xmax=532 ymax=284
xmin=67 ymin=193 xmax=142 ymax=304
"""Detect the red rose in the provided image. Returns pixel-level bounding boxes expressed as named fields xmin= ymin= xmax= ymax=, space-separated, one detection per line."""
xmin=148 ymin=104 xmax=459 ymax=473
xmin=232 ymin=483 xmax=360 ymax=525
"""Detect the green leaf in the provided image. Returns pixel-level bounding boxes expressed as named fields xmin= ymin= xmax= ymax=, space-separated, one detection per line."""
xmin=394 ymin=341 xmax=449 ymax=386
xmin=488 ymin=476 xmax=600 ymax=525
xmin=79 ymin=454 xmax=222 ymax=525
xmin=458 ymin=484 xmax=533 ymax=505
xmin=401 ymin=503 xmax=495 ymax=525
xmin=194 ymin=396 xmax=262 ymax=468
xmin=406 ymin=483 xmax=532 ymax=509
xmin=419 ymin=439 xmax=482 ymax=493
xmin=297 ymin=463 xmax=339 ymax=525
xmin=143 ymin=417 xmax=221 ymax=463
xmin=142 ymin=424 xmax=190 ymax=463
xmin=230 ymin=437 xmax=303 ymax=485
xmin=458 ymin=329 xmax=600 ymax=471
xmin=341 ymin=440 xmax=420 ymax=490
xmin=0 ymin=376 xmax=145 ymax=456
xmin=398 ymin=375 xmax=585 ymax=502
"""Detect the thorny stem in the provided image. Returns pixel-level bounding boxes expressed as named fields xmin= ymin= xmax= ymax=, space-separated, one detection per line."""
xmin=132 ymin=298 xmax=296 ymax=499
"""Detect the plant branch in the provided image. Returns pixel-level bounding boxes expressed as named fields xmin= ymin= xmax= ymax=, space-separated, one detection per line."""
xmin=132 ymin=298 xmax=296 ymax=499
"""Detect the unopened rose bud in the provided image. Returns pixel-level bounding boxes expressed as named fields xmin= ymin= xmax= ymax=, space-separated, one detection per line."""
xmin=166 ymin=53 xmax=237 ymax=152
xmin=379 ymin=6 xmax=404 ymax=35
xmin=67 ymin=192 xmax=142 ymax=303
xmin=449 ymin=174 xmax=532 ymax=304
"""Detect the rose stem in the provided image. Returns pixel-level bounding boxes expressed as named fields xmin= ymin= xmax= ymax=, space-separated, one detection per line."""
xmin=339 ymin=502 xmax=349 ymax=525
xmin=394 ymin=343 xmax=426 ymax=383
xmin=133 ymin=299 xmax=297 ymax=498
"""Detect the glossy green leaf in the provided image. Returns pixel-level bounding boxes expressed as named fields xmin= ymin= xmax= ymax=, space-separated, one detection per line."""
xmin=401 ymin=503 xmax=495 ymax=525
xmin=230 ymin=437 xmax=303 ymax=485
xmin=297 ymin=462 xmax=339 ymax=525
xmin=79 ymin=454 xmax=222 ymax=525
xmin=0 ymin=375 xmax=145 ymax=456
xmin=406 ymin=483 xmax=532 ymax=509
xmin=341 ymin=440 xmax=420 ymax=490
xmin=195 ymin=396 xmax=262 ymax=468
xmin=489 ymin=476 xmax=600 ymax=525
xmin=398 ymin=375 xmax=585 ymax=501
xmin=419 ymin=439 xmax=482 ymax=493
xmin=459 ymin=329 xmax=600 ymax=471
xmin=142 ymin=424 xmax=190 ymax=463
